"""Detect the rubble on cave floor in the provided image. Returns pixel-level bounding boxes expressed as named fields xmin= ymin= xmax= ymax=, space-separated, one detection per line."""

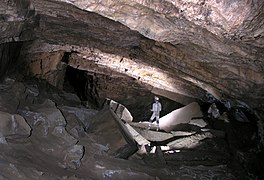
xmin=0 ymin=77 xmax=262 ymax=179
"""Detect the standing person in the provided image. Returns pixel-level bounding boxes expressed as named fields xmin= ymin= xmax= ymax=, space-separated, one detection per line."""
xmin=207 ymin=103 xmax=220 ymax=119
xmin=148 ymin=96 xmax=162 ymax=131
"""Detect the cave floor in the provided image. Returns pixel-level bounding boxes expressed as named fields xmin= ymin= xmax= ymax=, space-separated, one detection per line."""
xmin=0 ymin=77 xmax=262 ymax=179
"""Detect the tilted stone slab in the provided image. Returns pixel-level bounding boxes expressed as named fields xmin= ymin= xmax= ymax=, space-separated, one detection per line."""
xmin=159 ymin=102 xmax=203 ymax=132
xmin=124 ymin=123 xmax=150 ymax=146
xmin=107 ymin=99 xmax=133 ymax=122
xmin=189 ymin=118 xmax=208 ymax=128
xmin=124 ymin=123 xmax=150 ymax=155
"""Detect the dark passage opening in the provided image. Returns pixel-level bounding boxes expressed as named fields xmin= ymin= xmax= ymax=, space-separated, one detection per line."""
xmin=63 ymin=66 xmax=100 ymax=109
xmin=63 ymin=66 xmax=87 ymax=100
xmin=61 ymin=52 xmax=71 ymax=64
xmin=0 ymin=42 xmax=23 ymax=80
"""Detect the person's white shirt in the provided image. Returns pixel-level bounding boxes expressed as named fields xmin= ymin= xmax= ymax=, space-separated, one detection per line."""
xmin=152 ymin=101 xmax=161 ymax=114
xmin=208 ymin=103 xmax=220 ymax=118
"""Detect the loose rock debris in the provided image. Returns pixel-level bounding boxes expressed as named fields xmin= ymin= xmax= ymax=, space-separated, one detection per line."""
xmin=0 ymin=77 xmax=261 ymax=179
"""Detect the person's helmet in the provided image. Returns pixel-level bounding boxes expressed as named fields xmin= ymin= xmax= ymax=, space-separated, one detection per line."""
xmin=154 ymin=96 xmax=159 ymax=101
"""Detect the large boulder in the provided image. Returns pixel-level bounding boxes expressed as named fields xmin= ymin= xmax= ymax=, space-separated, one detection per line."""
xmin=0 ymin=111 xmax=31 ymax=140
xmin=159 ymin=102 xmax=203 ymax=132
xmin=19 ymin=99 xmax=85 ymax=169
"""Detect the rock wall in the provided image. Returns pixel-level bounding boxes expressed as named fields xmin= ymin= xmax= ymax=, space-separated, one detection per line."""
xmin=0 ymin=1 xmax=264 ymax=178
xmin=0 ymin=0 xmax=37 ymax=43
xmin=20 ymin=49 xmax=67 ymax=89
xmin=0 ymin=0 xmax=263 ymax=114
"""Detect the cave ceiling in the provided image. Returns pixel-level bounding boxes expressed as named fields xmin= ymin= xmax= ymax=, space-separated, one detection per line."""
xmin=1 ymin=0 xmax=264 ymax=111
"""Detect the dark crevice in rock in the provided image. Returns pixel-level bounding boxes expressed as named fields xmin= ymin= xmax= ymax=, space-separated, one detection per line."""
xmin=61 ymin=52 xmax=70 ymax=63
xmin=63 ymin=66 xmax=87 ymax=101
xmin=63 ymin=66 xmax=100 ymax=109
xmin=114 ymin=144 xmax=138 ymax=159
xmin=0 ymin=42 xmax=23 ymax=80
xmin=61 ymin=51 xmax=79 ymax=64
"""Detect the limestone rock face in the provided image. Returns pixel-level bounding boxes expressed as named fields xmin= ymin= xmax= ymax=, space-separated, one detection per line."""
xmin=0 ymin=0 xmax=37 ymax=43
xmin=0 ymin=1 xmax=263 ymax=116
xmin=64 ymin=0 xmax=263 ymax=42
xmin=0 ymin=0 xmax=264 ymax=124
xmin=0 ymin=0 xmax=263 ymax=175
xmin=22 ymin=50 xmax=67 ymax=89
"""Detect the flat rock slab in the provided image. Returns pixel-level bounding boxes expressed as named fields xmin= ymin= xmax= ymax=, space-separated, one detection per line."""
xmin=130 ymin=122 xmax=197 ymax=142
xmin=167 ymin=132 xmax=213 ymax=149
xmin=135 ymin=128 xmax=174 ymax=142
xmin=189 ymin=118 xmax=208 ymax=128
xmin=129 ymin=122 xmax=158 ymax=129
xmin=170 ymin=131 xmax=196 ymax=137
